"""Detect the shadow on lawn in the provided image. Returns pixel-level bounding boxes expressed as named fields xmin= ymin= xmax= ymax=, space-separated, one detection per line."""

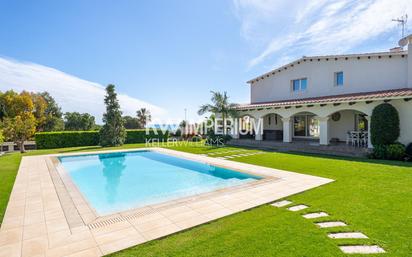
xmin=261 ymin=149 xmax=412 ymax=168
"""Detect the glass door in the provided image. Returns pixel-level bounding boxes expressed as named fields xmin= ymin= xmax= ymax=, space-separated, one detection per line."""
xmin=293 ymin=116 xmax=306 ymax=136
xmin=293 ymin=115 xmax=319 ymax=138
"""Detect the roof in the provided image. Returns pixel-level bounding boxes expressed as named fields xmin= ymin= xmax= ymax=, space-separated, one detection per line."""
xmin=247 ymin=51 xmax=408 ymax=84
xmin=235 ymin=88 xmax=412 ymax=110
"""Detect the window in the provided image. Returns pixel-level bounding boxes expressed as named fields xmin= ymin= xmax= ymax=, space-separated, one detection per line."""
xmin=292 ymin=78 xmax=308 ymax=92
xmin=335 ymin=71 xmax=344 ymax=86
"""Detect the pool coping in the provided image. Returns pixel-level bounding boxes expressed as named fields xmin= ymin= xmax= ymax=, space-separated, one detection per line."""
xmin=0 ymin=148 xmax=334 ymax=257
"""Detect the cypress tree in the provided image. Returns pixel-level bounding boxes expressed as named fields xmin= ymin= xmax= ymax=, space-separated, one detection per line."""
xmin=100 ymin=84 xmax=126 ymax=146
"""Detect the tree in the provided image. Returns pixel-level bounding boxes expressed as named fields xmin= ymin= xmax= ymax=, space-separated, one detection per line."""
xmin=99 ymin=84 xmax=126 ymax=146
xmin=198 ymin=91 xmax=238 ymax=134
xmin=0 ymin=91 xmax=36 ymax=152
xmin=0 ymin=129 xmax=4 ymax=146
xmin=123 ymin=116 xmax=140 ymax=129
xmin=3 ymin=113 xmax=36 ymax=153
xmin=30 ymin=92 xmax=48 ymax=130
xmin=371 ymin=103 xmax=400 ymax=145
xmin=38 ymin=92 xmax=64 ymax=131
xmin=64 ymin=112 xmax=96 ymax=130
xmin=136 ymin=108 xmax=151 ymax=128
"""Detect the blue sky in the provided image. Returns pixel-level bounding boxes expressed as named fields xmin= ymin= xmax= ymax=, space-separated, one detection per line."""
xmin=0 ymin=0 xmax=411 ymax=123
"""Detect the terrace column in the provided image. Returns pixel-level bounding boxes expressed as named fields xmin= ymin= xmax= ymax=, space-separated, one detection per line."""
xmin=281 ymin=117 xmax=293 ymax=143
xmin=254 ymin=114 xmax=263 ymax=141
xmin=231 ymin=118 xmax=239 ymax=139
xmin=366 ymin=116 xmax=373 ymax=148
xmin=318 ymin=116 xmax=330 ymax=145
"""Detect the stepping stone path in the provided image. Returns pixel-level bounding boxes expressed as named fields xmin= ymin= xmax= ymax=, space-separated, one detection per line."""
xmin=302 ymin=212 xmax=329 ymax=219
xmin=269 ymin=200 xmax=385 ymax=254
xmin=328 ymin=232 xmax=368 ymax=239
xmin=288 ymin=204 xmax=308 ymax=212
xmin=316 ymin=221 xmax=347 ymax=228
xmin=271 ymin=200 xmax=292 ymax=207
xmin=339 ymin=245 xmax=385 ymax=254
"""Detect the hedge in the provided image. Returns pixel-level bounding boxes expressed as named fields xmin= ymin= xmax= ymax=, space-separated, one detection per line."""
xmin=35 ymin=129 xmax=169 ymax=149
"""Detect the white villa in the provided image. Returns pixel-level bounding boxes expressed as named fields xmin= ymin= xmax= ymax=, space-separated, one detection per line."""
xmin=231 ymin=35 xmax=412 ymax=155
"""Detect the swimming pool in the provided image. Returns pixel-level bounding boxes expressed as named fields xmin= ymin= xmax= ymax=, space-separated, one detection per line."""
xmin=58 ymin=150 xmax=261 ymax=215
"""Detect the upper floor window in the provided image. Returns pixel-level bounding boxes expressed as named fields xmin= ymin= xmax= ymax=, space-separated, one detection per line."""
xmin=335 ymin=71 xmax=344 ymax=86
xmin=292 ymin=78 xmax=307 ymax=92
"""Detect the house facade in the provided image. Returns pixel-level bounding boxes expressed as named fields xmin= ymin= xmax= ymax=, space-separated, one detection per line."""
xmin=233 ymin=35 xmax=412 ymax=148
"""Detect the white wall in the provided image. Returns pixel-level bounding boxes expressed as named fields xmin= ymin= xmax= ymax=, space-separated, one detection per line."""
xmin=251 ymin=55 xmax=408 ymax=103
xmin=391 ymin=99 xmax=412 ymax=145
xmin=408 ymin=43 xmax=412 ymax=87
xmin=329 ymin=110 xmax=356 ymax=141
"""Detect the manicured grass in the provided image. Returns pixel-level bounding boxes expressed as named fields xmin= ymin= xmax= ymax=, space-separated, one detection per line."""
xmin=0 ymin=154 xmax=21 ymax=223
xmin=1 ymin=143 xmax=411 ymax=256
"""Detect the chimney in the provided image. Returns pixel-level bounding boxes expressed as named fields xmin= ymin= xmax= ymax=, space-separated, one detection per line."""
xmin=390 ymin=46 xmax=403 ymax=52
xmin=399 ymin=34 xmax=412 ymax=87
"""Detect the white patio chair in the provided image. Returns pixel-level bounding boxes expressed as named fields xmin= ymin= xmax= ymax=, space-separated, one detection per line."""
xmin=351 ymin=131 xmax=359 ymax=147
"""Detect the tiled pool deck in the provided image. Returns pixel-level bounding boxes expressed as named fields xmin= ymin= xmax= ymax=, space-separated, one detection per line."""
xmin=0 ymin=148 xmax=333 ymax=257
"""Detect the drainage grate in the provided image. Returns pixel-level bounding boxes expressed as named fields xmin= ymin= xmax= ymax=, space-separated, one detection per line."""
xmin=88 ymin=208 xmax=162 ymax=229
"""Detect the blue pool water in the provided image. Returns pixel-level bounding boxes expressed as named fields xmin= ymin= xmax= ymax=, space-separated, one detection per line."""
xmin=58 ymin=150 xmax=260 ymax=215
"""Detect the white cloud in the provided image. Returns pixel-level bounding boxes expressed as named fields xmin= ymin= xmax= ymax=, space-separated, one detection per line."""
xmin=234 ymin=0 xmax=412 ymax=68
xmin=0 ymin=57 xmax=166 ymax=123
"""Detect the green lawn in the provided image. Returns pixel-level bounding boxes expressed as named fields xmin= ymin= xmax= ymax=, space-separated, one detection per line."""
xmin=1 ymin=144 xmax=412 ymax=256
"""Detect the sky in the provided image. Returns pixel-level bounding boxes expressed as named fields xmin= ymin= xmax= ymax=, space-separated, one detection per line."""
xmin=0 ymin=0 xmax=411 ymax=124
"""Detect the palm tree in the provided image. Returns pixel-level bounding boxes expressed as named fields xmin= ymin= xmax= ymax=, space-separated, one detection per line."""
xmin=198 ymin=91 xmax=238 ymax=134
xmin=136 ymin=108 xmax=151 ymax=128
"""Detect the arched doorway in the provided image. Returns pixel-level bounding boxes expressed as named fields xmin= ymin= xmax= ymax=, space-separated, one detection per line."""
xmin=238 ymin=115 xmax=255 ymax=139
xmin=262 ymin=113 xmax=283 ymax=141
xmin=327 ymin=109 xmax=369 ymax=146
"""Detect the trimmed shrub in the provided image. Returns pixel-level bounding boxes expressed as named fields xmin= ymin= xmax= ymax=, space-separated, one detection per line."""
xmin=386 ymin=143 xmax=406 ymax=160
xmin=369 ymin=144 xmax=387 ymax=159
xmin=371 ymin=103 xmax=400 ymax=145
xmin=35 ymin=131 xmax=99 ymax=149
xmin=35 ymin=129 xmax=169 ymax=149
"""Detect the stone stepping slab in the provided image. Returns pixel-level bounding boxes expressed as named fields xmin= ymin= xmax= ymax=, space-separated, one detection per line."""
xmin=328 ymin=232 xmax=368 ymax=239
xmin=271 ymin=200 xmax=292 ymax=207
xmin=339 ymin=245 xmax=385 ymax=254
xmin=302 ymin=212 xmax=329 ymax=219
xmin=287 ymin=204 xmax=308 ymax=212
xmin=316 ymin=221 xmax=347 ymax=228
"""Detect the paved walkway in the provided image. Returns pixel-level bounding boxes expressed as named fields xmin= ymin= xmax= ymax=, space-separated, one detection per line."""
xmin=0 ymin=148 xmax=333 ymax=257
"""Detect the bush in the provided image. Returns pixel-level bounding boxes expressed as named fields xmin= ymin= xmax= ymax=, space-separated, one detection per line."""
xmin=35 ymin=131 xmax=100 ymax=149
xmin=369 ymin=144 xmax=387 ymax=159
xmin=406 ymin=143 xmax=412 ymax=159
xmin=35 ymin=129 xmax=169 ymax=149
xmin=205 ymin=130 xmax=232 ymax=146
xmin=371 ymin=103 xmax=400 ymax=145
xmin=386 ymin=143 xmax=406 ymax=160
